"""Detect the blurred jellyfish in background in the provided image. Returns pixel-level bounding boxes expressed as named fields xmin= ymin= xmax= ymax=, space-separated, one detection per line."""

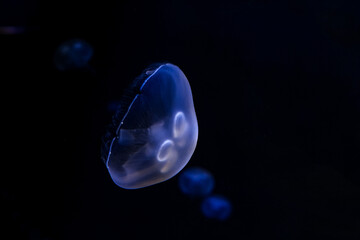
xmin=102 ymin=63 xmax=198 ymax=189
xmin=107 ymin=100 xmax=122 ymax=113
xmin=178 ymin=166 xmax=233 ymax=220
xmin=54 ymin=39 xmax=93 ymax=71
xmin=201 ymin=195 xmax=232 ymax=221
xmin=178 ymin=167 xmax=215 ymax=197
xmin=0 ymin=26 xmax=26 ymax=35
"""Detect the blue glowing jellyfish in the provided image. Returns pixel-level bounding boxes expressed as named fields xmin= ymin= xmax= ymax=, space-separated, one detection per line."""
xmin=54 ymin=39 xmax=93 ymax=71
xmin=178 ymin=167 xmax=214 ymax=197
xmin=201 ymin=195 xmax=232 ymax=221
xmin=102 ymin=63 xmax=198 ymax=189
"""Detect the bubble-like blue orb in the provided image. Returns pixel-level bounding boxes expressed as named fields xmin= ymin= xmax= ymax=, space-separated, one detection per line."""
xmin=178 ymin=167 xmax=214 ymax=197
xmin=201 ymin=195 xmax=232 ymax=221
xmin=54 ymin=39 xmax=93 ymax=71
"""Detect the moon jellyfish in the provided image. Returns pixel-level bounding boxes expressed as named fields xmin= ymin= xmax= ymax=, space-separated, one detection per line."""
xmin=201 ymin=195 xmax=232 ymax=221
xmin=54 ymin=39 xmax=93 ymax=71
xmin=101 ymin=63 xmax=198 ymax=189
xmin=178 ymin=167 xmax=214 ymax=197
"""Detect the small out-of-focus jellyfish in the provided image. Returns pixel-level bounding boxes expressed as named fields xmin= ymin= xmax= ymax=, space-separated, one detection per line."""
xmin=0 ymin=26 xmax=26 ymax=35
xmin=102 ymin=63 xmax=198 ymax=189
xmin=201 ymin=195 xmax=232 ymax=221
xmin=54 ymin=39 xmax=93 ymax=71
xmin=178 ymin=167 xmax=214 ymax=197
xmin=107 ymin=100 xmax=122 ymax=113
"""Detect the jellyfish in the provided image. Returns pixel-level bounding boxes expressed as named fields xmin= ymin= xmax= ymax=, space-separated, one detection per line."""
xmin=178 ymin=167 xmax=214 ymax=197
xmin=107 ymin=100 xmax=122 ymax=113
xmin=101 ymin=63 xmax=198 ymax=189
xmin=0 ymin=26 xmax=26 ymax=35
xmin=54 ymin=39 xmax=93 ymax=71
xmin=201 ymin=195 xmax=232 ymax=221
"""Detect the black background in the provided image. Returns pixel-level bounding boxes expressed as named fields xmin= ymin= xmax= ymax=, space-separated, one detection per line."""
xmin=1 ymin=0 xmax=360 ymax=239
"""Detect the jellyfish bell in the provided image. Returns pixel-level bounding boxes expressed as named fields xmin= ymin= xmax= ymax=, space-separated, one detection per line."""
xmin=201 ymin=195 xmax=232 ymax=221
xmin=178 ymin=167 xmax=215 ymax=197
xmin=102 ymin=63 xmax=198 ymax=189
xmin=54 ymin=39 xmax=93 ymax=71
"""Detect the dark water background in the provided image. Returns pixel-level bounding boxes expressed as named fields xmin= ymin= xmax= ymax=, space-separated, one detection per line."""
xmin=1 ymin=0 xmax=360 ymax=239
